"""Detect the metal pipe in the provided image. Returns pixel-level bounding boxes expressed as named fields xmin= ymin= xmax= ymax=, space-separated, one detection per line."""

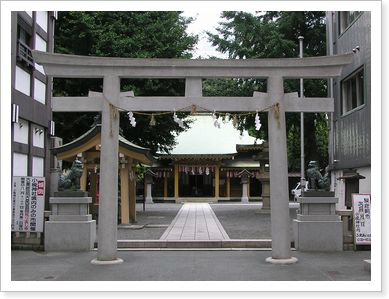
xmin=326 ymin=12 xmax=335 ymax=167
xmin=298 ymin=36 xmax=306 ymax=193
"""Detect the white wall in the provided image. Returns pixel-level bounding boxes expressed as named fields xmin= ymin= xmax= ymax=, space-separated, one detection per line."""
xmin=32 ymin=124 xmax=45 ymax=148
xmin=13 ymin=153 xmax=28 ymax=176
xmin=358 ymin=167 xmax=371 ymax=194
xmin=25 ymin=11 xmax=32 ymax=17
xmin=34 ymin=34 xmax=47 ymax=74
xmin=32 ymin=156 xmax=44 ymax=177
xmin=33 ymin=78 xmax=46 ymax=104
xmin=15 ymin=66 xmax=31 ymax=96
xmin=36 ymin=11 xmax=48 ymax=32
xmin=13 ymin=119 xmax=29 ymax=144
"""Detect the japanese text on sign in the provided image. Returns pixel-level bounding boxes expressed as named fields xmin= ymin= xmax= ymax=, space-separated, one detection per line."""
xmin=352 ymin=194 xmax=371 ymax=245
xmin=11 ymin=176 xmax=45 ymax=232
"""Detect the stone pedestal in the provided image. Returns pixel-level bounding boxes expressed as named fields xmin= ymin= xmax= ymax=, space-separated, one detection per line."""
xmin=45 ymin=191 xmax=96 ymax=251
xmin=293 ymin=191 xmax=342 ymax=251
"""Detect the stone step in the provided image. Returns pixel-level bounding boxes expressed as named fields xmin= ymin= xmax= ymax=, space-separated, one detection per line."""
xmin=177 ymin=197 xmax=218 ymax=203
xmin=115 ymin=239 xmax=273 ymax=249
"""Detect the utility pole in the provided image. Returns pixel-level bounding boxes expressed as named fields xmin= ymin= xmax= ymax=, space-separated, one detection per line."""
xmin=298 ymin=36 xmax=306 ymax=195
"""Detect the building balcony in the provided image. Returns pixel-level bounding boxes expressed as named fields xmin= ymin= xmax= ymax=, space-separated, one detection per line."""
xmin=17 ymin=40 xmax=34 ymax=68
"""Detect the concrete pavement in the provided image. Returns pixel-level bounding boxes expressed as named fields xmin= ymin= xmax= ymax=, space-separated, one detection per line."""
xmin=11 ymin=249 xmax=371 ymax=281
xmin=12 ymin=202 xmax=370 ymax=282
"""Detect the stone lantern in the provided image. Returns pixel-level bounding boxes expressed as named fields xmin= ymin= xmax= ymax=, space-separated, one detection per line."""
xmin=144 ymin=169 xmax=157 ymax=204
xmin=237 ymin=169 xmax=253 ymax=203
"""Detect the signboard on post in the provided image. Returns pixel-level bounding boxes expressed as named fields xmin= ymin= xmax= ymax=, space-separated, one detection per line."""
xmin=11 ymin=176 xmax=45 ymax=232
xmin=352 ymin=193 xmax=371 ymax=245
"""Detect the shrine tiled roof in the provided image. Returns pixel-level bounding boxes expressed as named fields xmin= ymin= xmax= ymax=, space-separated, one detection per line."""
xmin=52 ymin=124 xmax=154 ymax=163
xmin=221 ymin=158 xmax=261 ymax=169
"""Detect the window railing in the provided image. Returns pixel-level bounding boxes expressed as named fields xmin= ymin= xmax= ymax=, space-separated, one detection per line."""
xmin=17 ymin=40 xmax=34 ymax=68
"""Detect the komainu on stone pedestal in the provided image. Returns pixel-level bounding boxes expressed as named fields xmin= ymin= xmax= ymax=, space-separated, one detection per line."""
xmin=58 ymin=158 xmax=83 ymax=191
xmin=306 ymin=161 xmax=330 ymax=191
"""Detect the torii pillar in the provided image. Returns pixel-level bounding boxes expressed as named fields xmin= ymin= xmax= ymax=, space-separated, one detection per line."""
xmin=265 ymin=77 xmax=297 ymax=264
xmin=91 ymin=76 xmax=123 ymax=264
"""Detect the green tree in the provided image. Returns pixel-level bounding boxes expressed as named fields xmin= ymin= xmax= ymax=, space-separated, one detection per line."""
xmin=207 ymin=11 xmax=329 ymax=170
xmin=53 ymin=11 xmax=198 ymax=153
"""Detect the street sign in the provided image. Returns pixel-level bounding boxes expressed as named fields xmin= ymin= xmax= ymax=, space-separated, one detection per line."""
xmin=11 ymin=176 xmax=45 ymax=232
xmin=352 ymin=193 xmax=371 ymax=245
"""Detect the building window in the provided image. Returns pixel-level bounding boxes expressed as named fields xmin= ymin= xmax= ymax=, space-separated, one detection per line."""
xmin=36 ymin=11 xmax=48 ymax=32
xmin=341 ymin=68 xmax=365 ymax=114
xmin=33 ymin=78 xmax=46 ymax=104
xmin=32 ymin=125 xmax=45 ymax=148
xmin=34 ymin=34 xmax=47 ymax=74
xmin=32 ymin=156 xmax=44 ymax=177
xmin=25 ymin=11 xmax=33 ymax=18
xmin=339 ymin=11 xmax=362 ymax=34
xmin=15 ymin=65 xmax=31 ymax=96
xmin=13 ymin=119 xmax=29 ymax=144
xmin=13 ymin=153 xmax=28 ymax=176
xmin=17 ymin=25 xmax=31 ymax=46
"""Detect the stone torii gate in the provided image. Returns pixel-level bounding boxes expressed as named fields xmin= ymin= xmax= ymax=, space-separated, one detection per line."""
xmin=33 ymin=50 xmax=352 ymax=264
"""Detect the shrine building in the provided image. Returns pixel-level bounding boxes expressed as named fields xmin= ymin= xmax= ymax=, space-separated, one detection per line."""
xmin=52 ymin=124 xmax=272 ymax=225
xmin=146 ymin=143 xmax=270 ymax=205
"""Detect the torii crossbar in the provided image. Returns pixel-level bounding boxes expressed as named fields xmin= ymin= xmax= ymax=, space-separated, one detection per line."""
xmin=33 ymin=50 xmax=353 ymax=264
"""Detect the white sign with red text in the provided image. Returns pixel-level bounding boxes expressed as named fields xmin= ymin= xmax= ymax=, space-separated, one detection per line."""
xmin=11 ymin=176 xmax=45 ymax=232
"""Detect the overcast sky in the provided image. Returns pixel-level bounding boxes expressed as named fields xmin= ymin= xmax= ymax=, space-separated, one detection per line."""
xmin=182 ymin=10 xmax=228 ymax=59
xmin=170 ymin=115 xmax=258 ymax=154
xmin=169 ymin=11 xmax=259 ymax=155
xmin=182 ymin=10 xmax=258 ymax=58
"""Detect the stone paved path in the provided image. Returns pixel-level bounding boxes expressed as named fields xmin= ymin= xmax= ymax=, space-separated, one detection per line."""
xmin=160 ymin=203 xmax=229 ymax=240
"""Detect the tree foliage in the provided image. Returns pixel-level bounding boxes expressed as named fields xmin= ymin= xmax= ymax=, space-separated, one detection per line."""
xmin=207 ymin=11 xmax=329 ymax=170
xmin=53 ymin=12 xmax=197 ymax=153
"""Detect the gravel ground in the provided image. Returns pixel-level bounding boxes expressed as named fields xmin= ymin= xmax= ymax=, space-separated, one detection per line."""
xmin=211 ymin=203 xmax=298 ymax=239
xmin=115 ymin=203 xmax=182 ymax=240
xmin=97 ymin=202 xmax=298 ymax=240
